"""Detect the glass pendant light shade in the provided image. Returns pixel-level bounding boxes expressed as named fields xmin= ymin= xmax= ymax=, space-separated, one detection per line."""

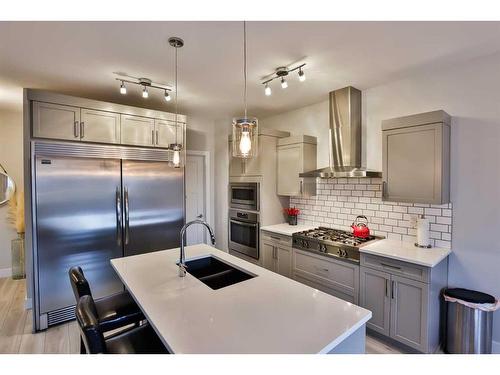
xmin=232 ymin=117 xmax=258 ymax=158
xmin=169 ymin=143 xmax=183 ymax=168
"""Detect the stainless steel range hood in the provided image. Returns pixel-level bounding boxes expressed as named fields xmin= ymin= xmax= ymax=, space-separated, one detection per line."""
xmin=300 ymin=86 xmax=381 ymax=178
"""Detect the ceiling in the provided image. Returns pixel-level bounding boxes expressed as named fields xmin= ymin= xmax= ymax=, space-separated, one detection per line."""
xmin=1 ymin=21 xmax=500 ymax=119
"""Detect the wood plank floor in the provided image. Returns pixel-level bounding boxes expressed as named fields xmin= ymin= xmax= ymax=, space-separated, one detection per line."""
xmin=0 ymin=277 xmax=404 ymax=354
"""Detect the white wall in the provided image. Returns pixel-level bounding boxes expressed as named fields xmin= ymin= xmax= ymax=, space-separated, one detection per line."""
xmin=258 ymin=51 xmax=500 ymax=349
xmin=0 ymin=109 xmax=23 ymax=275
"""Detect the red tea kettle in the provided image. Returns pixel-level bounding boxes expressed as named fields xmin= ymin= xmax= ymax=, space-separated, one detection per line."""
xmin=351 ymin=215 xmax=370 ymax=238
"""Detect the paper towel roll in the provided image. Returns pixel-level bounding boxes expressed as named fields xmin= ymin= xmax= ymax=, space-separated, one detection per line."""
xmin=416 ymin=215 xmax=431 ymax=248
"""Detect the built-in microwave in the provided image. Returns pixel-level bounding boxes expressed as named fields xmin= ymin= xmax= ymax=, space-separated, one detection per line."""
xmin=229 ymin=182 xmax=259 ymax=211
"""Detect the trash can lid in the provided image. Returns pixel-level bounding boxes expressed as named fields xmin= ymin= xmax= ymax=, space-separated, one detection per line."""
xmin=445 ymin=288 xmax=495 ymax=304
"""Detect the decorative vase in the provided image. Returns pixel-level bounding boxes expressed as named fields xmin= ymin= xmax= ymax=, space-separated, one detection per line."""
xmin=11 ymin=233 xmax=25 ymax=280
xmin=288 ymin=215 xmax=298 ymax=226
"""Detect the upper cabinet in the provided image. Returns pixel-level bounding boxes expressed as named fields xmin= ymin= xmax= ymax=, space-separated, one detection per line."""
xmin=80 ymin=108 xmax=120 ymax=144
xmin=33 ymin=102 xmax=81 ymax=141
xmin=30 ymin=94 xmax=185 ymax=149
xmin=277 ymin=135 xmax=317 ymax=197
xmin=382 ymin=110 xmax=450 ymax=204
xmin=120 ymin=115 xmax=155 ymax=147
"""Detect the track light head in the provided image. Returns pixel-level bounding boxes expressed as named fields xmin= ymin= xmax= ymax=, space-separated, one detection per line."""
xmin=120 ymin=81 xmax=127 ymax=95
xmin=298 ymin=68 xmax=306 ymax=82
xmin=264 ymin=83 xmax=271 ymax=96
xmin=142 ymin=86 xmax=149 ymax=98
xmin=281 ymin=77 xmax=288 ymax=89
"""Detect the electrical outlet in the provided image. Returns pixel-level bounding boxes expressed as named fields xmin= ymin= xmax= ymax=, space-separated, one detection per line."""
xmin=409 ymin=215 xmax=418 ymax=228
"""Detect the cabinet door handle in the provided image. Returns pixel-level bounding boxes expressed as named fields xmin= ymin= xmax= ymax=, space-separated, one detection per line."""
xmin=270 ymin=236 xmax=281 ymax=241
xmin=74 ymin=121 xmax=79 ymax=138
xmin=151 ymin=130 xmax=155 ymax=145
xmin=155 ymin=130 xmax=159 ymax=145
xmin=382 ymin=181 xmax=387 ymax=198
xmin=385 ymin=279 xmax=389 ymax=297
xmin=273 ymin=247 xmax=277 ymax=259
xmin=80 ymin=122 xmax=85 ymax=139
xmin=300 ymin=180 xmax=303 ymax=195
xmin=391 ymin=280 xmax=395 ymax=299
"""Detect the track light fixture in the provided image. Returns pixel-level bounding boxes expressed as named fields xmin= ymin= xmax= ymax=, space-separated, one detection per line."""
xmin=261 ymin=63 xmax=306 ymax=96
xmin=115 ymin=76 xmax=172 ymax=101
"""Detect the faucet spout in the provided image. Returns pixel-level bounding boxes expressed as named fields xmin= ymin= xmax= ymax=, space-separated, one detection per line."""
xmin=178 ymin=217 xmax=216 ymax=277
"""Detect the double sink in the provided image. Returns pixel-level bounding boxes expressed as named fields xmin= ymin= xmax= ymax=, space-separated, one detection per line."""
xmin=183 ymin=256 xmax=256 ymax=290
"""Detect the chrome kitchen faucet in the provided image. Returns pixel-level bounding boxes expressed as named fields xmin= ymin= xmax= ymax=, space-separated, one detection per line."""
xmin=178 ymin=215 xmax=216 ymax=277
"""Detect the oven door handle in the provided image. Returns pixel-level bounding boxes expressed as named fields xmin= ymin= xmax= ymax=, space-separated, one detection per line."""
xmin=230 ymin=219 xmax=258 ymax=228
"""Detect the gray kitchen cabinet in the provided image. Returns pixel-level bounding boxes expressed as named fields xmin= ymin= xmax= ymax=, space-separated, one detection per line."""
xmin=277 ymin=135 xmax=317 ymax=197
xmin=33 ymin=101 xmax=80 ymax=141
xmin=80 ymin=108 xmax=120 ymax=144
xmin=228 ymin=141 xmax=245 ymax=176
xmin=260 ymin=231 xmax=292 ymax=278
xmin=155 ymin=119 xmax=184 ymax=148
xmin=382 ymin=110 xmax=450 ymax=204
xmin=359 ymin=267 xmax=391 ymax=336
xmin=121 ymin=114 xmax=155 ymax=147
xmin=360 ymin=253 xmax=447 ymax=353
xmin=390 ymin=275 xmax=428 ymax=350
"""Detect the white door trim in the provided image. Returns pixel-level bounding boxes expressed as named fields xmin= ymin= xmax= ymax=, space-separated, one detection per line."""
xmin=186 ymin=150 xmax=212 ymax=236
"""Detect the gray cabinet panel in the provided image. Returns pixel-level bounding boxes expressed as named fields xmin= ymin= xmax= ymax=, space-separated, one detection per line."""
xmin=155 ymin=119 xmax=183 ymax=148
xmin=80 ymin=108 xmax=120 ymax=144
xmin=276 ymin=245 xmax=292 ymax=278
xmin=382 ymin=110 xmax=450 ymax=204
xmin=390 ymin=275 xmax=429 ymax=351
xmin=33 ymin=101 xmax=80 ymax=141
xmin=360 ymin=267 xmax=391 ymax=336
xmin=261 ymin=240 xmax=275 ymax=272
xmin=120 ymin=115 xmax=155 ymax=147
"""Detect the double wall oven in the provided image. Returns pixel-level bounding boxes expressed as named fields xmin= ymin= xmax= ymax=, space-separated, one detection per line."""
xmin=229 ymin=182 xmax=260 ymax=260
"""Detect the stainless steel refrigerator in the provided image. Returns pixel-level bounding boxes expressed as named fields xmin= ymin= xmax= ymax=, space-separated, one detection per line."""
xmin=32 ymin=142 xmax=184 ymax=330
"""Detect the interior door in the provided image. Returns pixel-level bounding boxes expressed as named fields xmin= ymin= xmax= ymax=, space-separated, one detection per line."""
xmin=35 ymin=156 xmax=123 ymax=314
xmin=185 ymin=153 xmax=206 ymax=245
xmin=80 ymin=108 xmax=120 ymax=144
xmin=122 ymin=160 xmax=184 ymax=257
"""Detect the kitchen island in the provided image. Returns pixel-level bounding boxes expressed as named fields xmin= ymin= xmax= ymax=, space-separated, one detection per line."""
xmin=111 ymin=244 xmax=371 ymax=354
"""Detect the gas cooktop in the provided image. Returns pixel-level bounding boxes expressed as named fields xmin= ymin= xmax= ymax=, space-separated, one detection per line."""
xmin=292 ymin=227 xmax=384 ymax=263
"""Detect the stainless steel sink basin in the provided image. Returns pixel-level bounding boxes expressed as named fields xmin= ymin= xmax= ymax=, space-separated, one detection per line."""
xmin=184 ymin=255 xmax=256 ymax=290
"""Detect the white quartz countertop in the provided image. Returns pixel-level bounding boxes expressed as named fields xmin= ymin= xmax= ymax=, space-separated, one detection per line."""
xmin=260 ymin=223 xmax=317 ymax=236
xmin=111 ymin=244 xmax=371 ymax=354
xmin=360 ymin=239 xmax=452 ymax=267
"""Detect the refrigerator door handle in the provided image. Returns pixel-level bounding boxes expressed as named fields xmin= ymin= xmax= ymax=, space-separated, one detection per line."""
xmin=124 ymin=187 xmax=130 ymax=245
xmin=115 ymin=187 xmax=122 ymax=246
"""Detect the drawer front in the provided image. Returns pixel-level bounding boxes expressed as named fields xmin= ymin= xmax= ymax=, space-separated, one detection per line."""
xmin=361 ymin=254 xmax=430 ymax=283
xmin=293 ymin=249 xmax=359 ymax=302
xmin=260 ymin=231 xmax=292 ymax=247
xmin=293 ymin=274 xmax=355 ymax=304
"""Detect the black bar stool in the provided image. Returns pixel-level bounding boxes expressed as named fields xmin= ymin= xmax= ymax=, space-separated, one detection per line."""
xmin=76 ymin=295 xmax=169 ymax=354
xmin=69 ymin=266 xmax=145 ymax=333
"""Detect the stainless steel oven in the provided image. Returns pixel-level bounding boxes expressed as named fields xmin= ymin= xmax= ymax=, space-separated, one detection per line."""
xmin=229 ymin=182 xmax=259 ymax=211
xmin=229 ymin=209 xmax=259 ymax=260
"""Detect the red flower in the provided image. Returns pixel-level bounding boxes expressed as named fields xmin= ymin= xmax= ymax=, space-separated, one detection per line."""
xmin=284 ymin=207 xmax=300 ymax=216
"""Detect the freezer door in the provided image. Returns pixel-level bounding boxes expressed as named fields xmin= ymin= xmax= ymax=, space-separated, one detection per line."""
xmin=35 ymin=156 xmax=123 ymax=315
xmin=122 ymin=160 xmax=184 ymax=256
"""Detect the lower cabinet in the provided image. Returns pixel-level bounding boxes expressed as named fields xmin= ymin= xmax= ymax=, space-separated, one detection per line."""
xmin=261 ymin=232 xmax=292 ymax=278
xmin=360 ymin=254 xmax=446 ymax=353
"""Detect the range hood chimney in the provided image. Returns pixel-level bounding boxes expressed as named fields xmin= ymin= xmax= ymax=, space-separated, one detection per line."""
xmin=300 ymin=86 xmax=381 ymax=178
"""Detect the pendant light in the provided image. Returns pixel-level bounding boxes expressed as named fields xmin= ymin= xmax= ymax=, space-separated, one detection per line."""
xmin=232 ymin=21 xmax=258 ymax=159
xmin=168 ymin=37 xmax=184 ymax=168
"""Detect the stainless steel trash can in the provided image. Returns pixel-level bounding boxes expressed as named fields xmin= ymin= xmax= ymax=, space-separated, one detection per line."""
xmin=445 ymin=288 xmax=495 ymax=354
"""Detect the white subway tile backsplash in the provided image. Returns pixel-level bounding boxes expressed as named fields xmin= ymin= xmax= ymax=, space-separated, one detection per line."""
xmin=290 ymin=177 xmax=453 ymax=249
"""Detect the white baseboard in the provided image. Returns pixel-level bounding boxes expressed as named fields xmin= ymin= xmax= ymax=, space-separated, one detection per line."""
xmin=0 ymin=267 xmax=12 ymax=278
xmin=493 ymin=340 xmax=500 ymax=354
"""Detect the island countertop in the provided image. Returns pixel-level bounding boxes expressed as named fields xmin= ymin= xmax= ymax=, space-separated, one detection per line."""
xmin=260 ymin=223 xmax=317 ymax=236
xmin=111 ymin=244 xmax=371 ymax=354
